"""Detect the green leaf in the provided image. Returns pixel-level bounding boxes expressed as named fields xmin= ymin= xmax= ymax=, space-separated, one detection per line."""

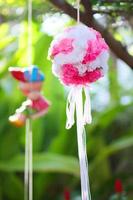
xmin=2 ymin=173 xmax=23 ymax=200
xmin=90 ymin=135 xmax=133 ymax=173
xmin=0 ymin=153 xmax=80 ymax=177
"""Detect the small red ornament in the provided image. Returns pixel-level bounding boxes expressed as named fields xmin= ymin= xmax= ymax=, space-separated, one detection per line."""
xmin=64 ymin=188 xmax=71 ymax=200
xmin=115 ymin=179 xmax=123 ymax=193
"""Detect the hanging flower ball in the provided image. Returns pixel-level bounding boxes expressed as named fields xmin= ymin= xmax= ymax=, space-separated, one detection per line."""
xmin=48 ymin=24 xmax=109 ymax=200
xmin=49 ymin=24 xmax=109 ymax=86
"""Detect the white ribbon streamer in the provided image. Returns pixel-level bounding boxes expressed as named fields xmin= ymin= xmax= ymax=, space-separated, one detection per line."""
xmin=25 ymin=119 xmax=33 ymax=200
xmin=66 ymin=87 xmax=76 ymax=129
xmin=66 ymin=86 xmax=92 ymax=129
xmin=25 ymin=119 xmax=29 ymax=200
xmin=66 ymin=86 xmax=92 ymax=200
xmin=29 ymin=120 xmax=33 ymax=200
xmin=83 ymin=87 xmax=92 ymax=125
xmin=25 ymin=0 xmax=33 ymax=199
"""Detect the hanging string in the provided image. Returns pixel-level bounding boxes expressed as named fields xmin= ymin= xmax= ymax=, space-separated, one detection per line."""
xmin=25 ymin=119 xmax=33 ymax=200
xmin=29 ymin=120 xmax=33 ymax=200
xmin=25 ymin=119 xmax=29 ymax=200
xmin=25 ymin=0 xmax=33 ymax=200
xmin=28 ymin=0 xmax=32 ymax=66
xmin=77 ymin=0 xmax=80 ymax=23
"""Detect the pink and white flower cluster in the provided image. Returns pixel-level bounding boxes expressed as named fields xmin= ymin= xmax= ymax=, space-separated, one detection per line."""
xmin=49 ymin=24 xmax=109 ymax=86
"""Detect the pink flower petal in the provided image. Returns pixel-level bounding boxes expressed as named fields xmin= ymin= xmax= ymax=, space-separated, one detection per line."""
xmin=61 ymin=64 xmax=102 ymax=85
xmin=82 ymin=38 xmax=109 ymax=64
xmin=51 ymin=38 xmax=74 ymax=57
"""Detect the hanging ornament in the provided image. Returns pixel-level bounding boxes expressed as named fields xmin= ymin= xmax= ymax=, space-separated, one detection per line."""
xmin=9 ymin=65 xmax=51 ymax=200
xmin=48 ymin=23 xmax=109 ymax=200
xmin=9 ymin=0 xmax=51 ymax=200
xmin=9 ymin=65 xmax=50 ymax=127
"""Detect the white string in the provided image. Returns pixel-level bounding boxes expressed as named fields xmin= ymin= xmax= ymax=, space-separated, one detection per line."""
xmin=25 ymin=119 xmax=29 ymax=200
xmin=24 ymin=0 xmax=33 ymax=200
xmin=28 ymin=0 xmax=32 ymax=66
xmin=77 ymin=0 xmax=80 ymax=23
xmin=25 ymin=120 xmax=33 ymax=200
xmin=29 ymin=120 xmax=33 ymax=200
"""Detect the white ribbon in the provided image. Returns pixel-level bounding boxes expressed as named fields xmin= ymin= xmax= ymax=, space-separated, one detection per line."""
xmin=25 ymin=0 xmax=33 ymax=199
xmin=66 ymin=86 xmax=92 ymax=200
xmin=83 ymin=87 xmax=92 ymax=125
xmin=25 ymin=119 xmax=29 ymax=200
xmin=66 ymin=87 xmax=76 ymax=129
xmin=25 ymin=119 xmax=33 ymax=200
xmin=66 ymin=86 xmax=92 ymax=129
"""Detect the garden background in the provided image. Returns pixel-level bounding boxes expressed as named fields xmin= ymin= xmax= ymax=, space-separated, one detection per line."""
xmin=0 ymin=0 xmax=133 ymax=199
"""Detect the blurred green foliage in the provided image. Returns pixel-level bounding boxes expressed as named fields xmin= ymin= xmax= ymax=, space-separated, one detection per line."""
xmin=0 ymin=0 xmax=133 ymax=200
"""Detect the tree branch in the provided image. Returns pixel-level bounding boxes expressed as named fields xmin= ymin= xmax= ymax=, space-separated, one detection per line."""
xmin=49 ymin=0 xmax=133 ymax=69
xmin=81 ymin=0 xmax=93 ymax=23
xmin=93 ymin=9 xmax=133 ymax=16
xmin=101 ymin=0 xmax=133 ymax=3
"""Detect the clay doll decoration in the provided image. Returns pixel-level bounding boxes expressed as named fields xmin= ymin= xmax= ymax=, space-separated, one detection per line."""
xmin=49 ymin=24 xmax=109 ymax=200
xmin=9 ymin=65 xmax=50 ymax=127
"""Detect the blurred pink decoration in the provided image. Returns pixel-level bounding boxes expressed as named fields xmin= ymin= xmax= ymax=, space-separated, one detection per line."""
xmin=9 ymin=66 xmax=50 ymax=127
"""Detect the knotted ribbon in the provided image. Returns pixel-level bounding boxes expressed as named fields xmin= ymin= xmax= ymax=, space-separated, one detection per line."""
xmin=66 ymin=86 xmax=92 ymax=129
xmin=66 ymin=86 xmax=92 ymax=200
